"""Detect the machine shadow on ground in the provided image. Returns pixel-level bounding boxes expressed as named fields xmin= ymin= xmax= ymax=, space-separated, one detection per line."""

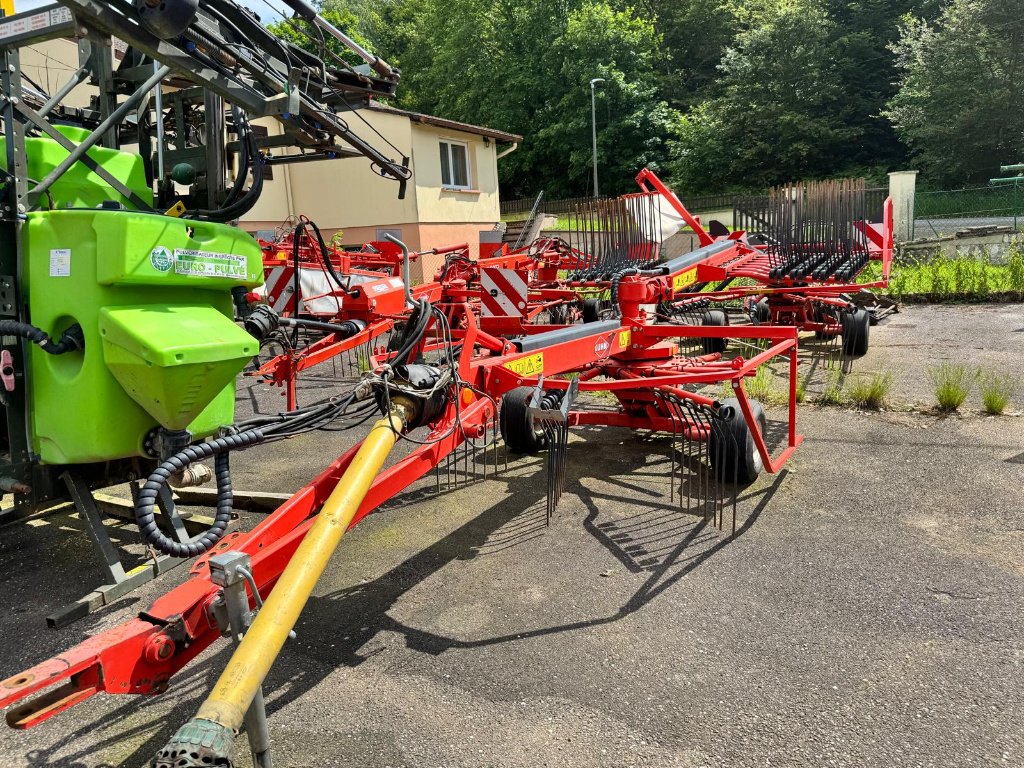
xmin=5 ymin=425 xmax=786 ymax=768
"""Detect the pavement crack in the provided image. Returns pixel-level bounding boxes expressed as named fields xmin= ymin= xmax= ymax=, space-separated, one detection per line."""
xmin=928 ymin=586 xmax=982 ymax=601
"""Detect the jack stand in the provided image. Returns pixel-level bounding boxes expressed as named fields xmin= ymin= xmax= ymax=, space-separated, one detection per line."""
xmin=46 ymin=472 xmax=190 ymax=628
xmin=209 ymin=552 xmax=274 ymax=768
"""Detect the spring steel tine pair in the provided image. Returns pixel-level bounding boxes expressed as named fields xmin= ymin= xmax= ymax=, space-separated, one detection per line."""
xmin=528 ymin=378 xmax=578 ymax=524
xmin=657 ymin=391 xmax=739 ymax=532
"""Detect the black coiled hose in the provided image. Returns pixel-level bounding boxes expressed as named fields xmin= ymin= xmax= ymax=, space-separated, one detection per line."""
xmin=135 ymin=428 xmax=266 ymax=557
xmin=0 ymin=320 xmax=84 ymax=354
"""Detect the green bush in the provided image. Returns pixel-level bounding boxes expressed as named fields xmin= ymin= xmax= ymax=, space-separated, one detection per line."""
xmin=816 ymin=368 xmax=846 ymax=406
xmin=1008 ymin=244 xmax=1024 ymax=295
xmin=928 ymin=363 xmax=975 ymax=411
xmin=979 ymin=370 xmax=1014 ymax=415
xmin=846 ymin=371 xmax=893 ymax=410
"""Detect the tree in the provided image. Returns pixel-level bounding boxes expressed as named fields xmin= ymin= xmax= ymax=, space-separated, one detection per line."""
xmin=669 ymin=0 xmax=857 ymax=192
xmin=397 ymin=0 xmax=683 ymax=196
xmin=885 ymin=0 xmax=1024 ymax=186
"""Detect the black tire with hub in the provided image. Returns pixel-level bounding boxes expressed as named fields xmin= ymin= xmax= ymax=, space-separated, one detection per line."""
xmin=841 ymin=308 xmax=870 ymax=356
xmin=499 ymin=387 xmax=547 ymax=454
xmin=700 ymin=309 xmax=729 ymax=354
xmin=709 ymin=397 xmax=767 ymax=484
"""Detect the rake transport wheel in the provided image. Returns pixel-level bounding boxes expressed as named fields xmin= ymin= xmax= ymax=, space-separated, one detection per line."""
xmin=710 ymin=397 xmax=767 ymax=484
xmin=749 ymin=298 xmax=770 ymax=324
xmin=500 ymin=387 xmax=547 ymax=454
xmin=582 ymin=298 xmax=603 ymax=323
xmin=841 ymin=308 xmax=871 ymax=356
xmin=700 ymin=309 xmax=729 ymax=355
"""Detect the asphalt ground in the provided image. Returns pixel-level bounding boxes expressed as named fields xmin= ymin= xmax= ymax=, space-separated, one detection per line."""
xmin=0 ymin=304 xmax=1022 ymax=768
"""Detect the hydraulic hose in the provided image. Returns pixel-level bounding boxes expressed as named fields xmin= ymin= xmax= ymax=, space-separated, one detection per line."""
xmin=0 ymin=320 xmax=84 ymax=354
xmin=280 ymin=317 xmax=365 ymax=336
xmin=186 ymin=115 xmax=264 ymax=223
xmin=388 ymin=299 xmax=431 ymax=366
xmin=135 ymin=429 xmax=266 ymax=557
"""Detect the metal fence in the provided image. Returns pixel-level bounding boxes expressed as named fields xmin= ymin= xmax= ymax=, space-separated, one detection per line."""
xmin=913 ymin=184 xmax=1024 ymax=238
xmin=501 ymin=191 xmax=746 ymax=217
xmin=734 ymin=186 xmax=888 ymax=234
xmin=500 ymin=195 xmax=607 ymax=217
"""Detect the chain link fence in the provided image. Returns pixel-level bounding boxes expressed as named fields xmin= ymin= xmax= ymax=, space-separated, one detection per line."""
xmin=913 ymin=184 xmax=1024 ymax=238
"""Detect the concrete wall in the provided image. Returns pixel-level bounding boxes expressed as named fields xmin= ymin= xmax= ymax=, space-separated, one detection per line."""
xmin=901 ymin=231 xmax=1023 ymax=262
xmin=888 ymin=170 xmax=918 ymax=242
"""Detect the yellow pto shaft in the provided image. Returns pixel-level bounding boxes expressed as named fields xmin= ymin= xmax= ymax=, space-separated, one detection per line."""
xmin=198 ymin=410 xmax=402 ymax=731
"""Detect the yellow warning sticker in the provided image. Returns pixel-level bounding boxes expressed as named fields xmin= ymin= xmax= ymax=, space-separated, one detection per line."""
xmin=619 ymin=330 xmax=631 ymax=349
xmin=165 ymin=200 xmax=187 ymax=218
xmin=503 ymin=353 xmax=544 ymax=377
xmin=672 ymin=268 xmax=698 ymax=292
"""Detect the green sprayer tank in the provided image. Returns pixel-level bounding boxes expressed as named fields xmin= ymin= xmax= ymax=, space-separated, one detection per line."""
xmin=6 ymin=127 xmax=262 ymax=464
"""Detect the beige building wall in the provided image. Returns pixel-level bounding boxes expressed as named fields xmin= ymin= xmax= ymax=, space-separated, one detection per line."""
xmin=242 ymin=109 xmax=507 ymax=279
xmin=410 ymin=122 xmax=500 ymax=223
xmin=21 ymin=38 xmax=93 ymax=110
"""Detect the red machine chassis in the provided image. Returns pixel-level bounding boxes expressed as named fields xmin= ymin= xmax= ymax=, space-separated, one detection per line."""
xmin=1 ymin=293 xmax=801 ymax=729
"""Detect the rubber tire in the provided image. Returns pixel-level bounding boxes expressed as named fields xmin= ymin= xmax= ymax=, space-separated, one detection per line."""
xmin=499 ymin=387 xmax=546 ymax=454
xmin=813 ymin=306 xmax=839 ymax=340
xmin=701 ymin=309 xmax=728 ymax=355
xmin=841 ymin=308 xmax=870 ymax=356
xmin=582 ymin=298 xmax=602 ymax=323
xmin=750 ymin=298 xmax=770 ymax=324
xmin=709 ymin=397 xmax=767 ymax=485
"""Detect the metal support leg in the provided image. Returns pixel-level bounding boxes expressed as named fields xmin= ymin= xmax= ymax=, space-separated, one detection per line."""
xmin=63 ymin=472 xmax=126 ymax=584
xmin=47 ymin=473 xmax=188 ymax=628
xmin=210 ymin=552 xmax=274 ymax=768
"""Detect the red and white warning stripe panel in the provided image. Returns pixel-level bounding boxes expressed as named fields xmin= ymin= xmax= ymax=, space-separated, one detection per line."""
xmin=480 ymin=267 xmax=529 ymax=317
xmin=853 ymin=220 xmax=886 ymax=253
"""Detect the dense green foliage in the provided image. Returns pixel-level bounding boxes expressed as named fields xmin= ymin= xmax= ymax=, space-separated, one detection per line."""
xmin=275 ymin=0 xmax=1022 ymax=195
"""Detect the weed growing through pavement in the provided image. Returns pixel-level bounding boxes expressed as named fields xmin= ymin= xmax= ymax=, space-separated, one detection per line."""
xmin=979 ymin=370 xmax=1014 ymax=415
xmin=928 ymin=363 xmax=975 ymax=412
xmin=846 ymin=371 xmax=893 ymax=410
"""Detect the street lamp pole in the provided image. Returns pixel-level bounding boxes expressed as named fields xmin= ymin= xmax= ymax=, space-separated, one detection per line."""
xmin=590 ymin=78 xmax=605 ymax=197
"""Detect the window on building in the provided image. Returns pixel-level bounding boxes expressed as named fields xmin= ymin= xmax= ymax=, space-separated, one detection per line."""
xmin=439 ymin=140 xmax=470 ymax=189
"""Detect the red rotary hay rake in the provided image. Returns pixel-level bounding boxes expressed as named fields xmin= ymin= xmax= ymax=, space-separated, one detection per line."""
xmin=1 ymin=210 xmax=802 ymax=759
xmin=0 ymin=171 xmax=895 ymax=766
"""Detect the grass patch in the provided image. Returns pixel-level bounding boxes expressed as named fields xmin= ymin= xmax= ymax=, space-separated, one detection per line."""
xmin=795 ymin=375 xmax=807 ymax=404
xmin=867 ymin=243 xmax=1024 ymax=302
xmin=744 ymin=366 xmax=783 ymax=405
xmin=816 ymin=368 xmax=846 ymax=406
xmin=846 ymin=371 xmax=893 ymax=410
xmin=928 ymin=363 xmax=975 ymax=411
xmin=979 ymin=370 xmax=1014 ymax=415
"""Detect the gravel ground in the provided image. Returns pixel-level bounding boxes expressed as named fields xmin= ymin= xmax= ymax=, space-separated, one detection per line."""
xmin=0 ymin=304 xmax=1022 ymax=768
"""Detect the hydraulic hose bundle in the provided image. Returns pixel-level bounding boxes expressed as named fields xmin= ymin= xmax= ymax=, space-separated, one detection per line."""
xmin=0 ymin=320 xmax=84 ymax=354
xmin=135 ymin=295 xmax=435 ymax=558
xmin=132 ymin=389 xmax=369 ymax=557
